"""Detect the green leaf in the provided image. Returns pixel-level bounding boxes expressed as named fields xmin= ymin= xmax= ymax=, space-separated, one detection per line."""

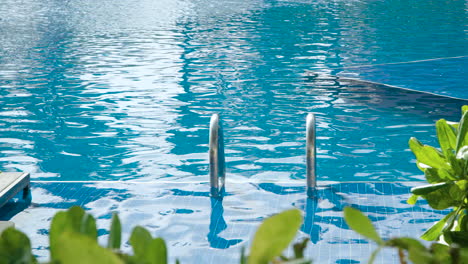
xmin=450 ymin=181 xmax=467 ymax=202
xmin=410 ymin=182 xmax=450 ymax=196
xmin=444 ymin=231 xmax=468 ymax=247
xmin=456 ymin=213 xmax=466 ymax=231
xmin=240 ymin=247 xmax=246 ymax=264
xmin=439 ymin=168 xmax=457 ymax=181
xmin=130 ymin=226 xmax=153 ymax=260
xmin=387 ymin=237 xmax=425 ymax=250
xmin=461 ymin=212 xmax=468 ymax=231
xmin=54 ymin=231 xmax=123 ymax=264
xmin=409 ymin=137 xmax=450 ymax=171
xmin=424 ymin=168 xmax=442 ymax=183
xmin=81 ymin=213 xmax=98 ymax=241
xmin=437 ymin=119 xmax=457 ymax=157
xmin=0 ymin=227 xmax=37 ymax=264
xmin=424 ymin=168 xmax=440 ymax=183
xmin=447 ymin=151 xmax=463 ymax=178
xmin=463 ymin=106 xmax=468 ymax=115
xmin=343 ymin=207 xmax=383 ymax=245
xmin=387 ymin=237 xmax=431 ymax=264
xmin=66 ymin=206 xmax=87 ymax=231
xmin=129 ymin=227 xmax=167 ymax=264
xmin=248 ymin=209 xmax=302 ymax=264
xmin=145 ymin=238 xmax=167 ymax=264
xmin=407 ymin=194 xmax=419 ymax=205
xmin=456 ymin=111 xmax=468 ymax=152
xmin=411 ymin=183 xmax=457 ymax=210
xmin=421 ymin=211 xmax=455 ymax=241
xmin=449 ymin=122 xmax=460 ymax=131
xmin=50 ymin=207 xmax=95 ymax=239
xmin=424 ymin=168 xmax=456 ymax=183
xmin=407 ymin=246 xmax=433 ymax=264
xmin=293 ymin=238 xmax=309 ymax=259
xmin=429 ymin=243 xmax=451 ymax=263
xmin=108 ymin=213 xmax=122 ymax=249
xmin=368 ymin=246 xmax=382 ymax=264
xmin=50 ymin=206 xmax=98 ymax=260
xmin=50 ymin=211 xmax=68 ymax=260
xmin=421 ymin=184 xmax=456 ymax=210
xmin=458 ymin=248 xmax=468 ymax=263
xmin=114 ymin=252 xmax=134 ymax=263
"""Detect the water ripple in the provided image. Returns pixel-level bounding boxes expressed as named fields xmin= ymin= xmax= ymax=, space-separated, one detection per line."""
xmin=0 ymin=0 xmax=466 ymax=182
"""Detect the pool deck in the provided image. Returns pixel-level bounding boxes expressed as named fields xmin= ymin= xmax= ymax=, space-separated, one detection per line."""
xmin=4 ymin=180 xmax=444 ymax=264
xmin=0 ymin=172 xmax=30 ymax=209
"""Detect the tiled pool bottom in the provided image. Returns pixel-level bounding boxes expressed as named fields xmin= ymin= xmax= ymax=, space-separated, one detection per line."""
xmin=6 ymin=181 xmax=445 ymax=264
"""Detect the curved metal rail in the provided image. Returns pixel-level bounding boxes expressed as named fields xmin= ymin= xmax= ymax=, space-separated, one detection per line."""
xmin=209 ymin=114 xmax=226 ymax=197
xmin=306 ymin=113 xmax=316 ymax=196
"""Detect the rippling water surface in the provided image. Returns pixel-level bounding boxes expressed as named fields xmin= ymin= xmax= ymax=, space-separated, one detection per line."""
xmin=0 ymin=0 xmax=467 ymax=182
xmin=2 ymin=1 xmax=468 ymax=263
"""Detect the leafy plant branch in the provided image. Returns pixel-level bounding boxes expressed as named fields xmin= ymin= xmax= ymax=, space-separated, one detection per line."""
xmin=344 ymin=207 xmax=468 ymax=264
xmin=407 ymin=106 xmax=468 ymax=243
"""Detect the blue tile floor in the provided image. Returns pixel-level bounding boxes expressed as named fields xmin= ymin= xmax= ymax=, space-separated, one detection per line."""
xmin=4 ymin=181 xmax=445 ymax=263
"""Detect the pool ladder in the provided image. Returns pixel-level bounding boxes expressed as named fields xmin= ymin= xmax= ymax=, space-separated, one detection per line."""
xmin=209 ymin=113 xmax=316 ymax=197
xmin=209 ymin=114 xmax=226 ymax=197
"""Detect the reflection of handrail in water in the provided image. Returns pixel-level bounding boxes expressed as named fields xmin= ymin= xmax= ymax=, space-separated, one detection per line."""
xmin=306 ymin=113 xmax=316 ymax=197
xmin=209 ymin=114 xmax=225 ymax=197
xmin=208 ymin=197 xmax=242 ymax=249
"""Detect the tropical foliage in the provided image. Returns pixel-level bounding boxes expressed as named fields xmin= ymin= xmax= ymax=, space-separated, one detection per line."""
xmin=344 ymin=206 xmax=468 ymax=264
xmin=407 ymin=106 xmax=468 ymax=243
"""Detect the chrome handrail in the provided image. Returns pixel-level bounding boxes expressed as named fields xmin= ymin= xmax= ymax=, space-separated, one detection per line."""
xmin=209 ymin=114 xmax=226 ymax=197
xmin=306 ymin=113 xmax=316 ymax=196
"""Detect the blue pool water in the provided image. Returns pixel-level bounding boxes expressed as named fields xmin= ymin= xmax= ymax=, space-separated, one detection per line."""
xmin=0 ymin=0 xmax=467 ymax=262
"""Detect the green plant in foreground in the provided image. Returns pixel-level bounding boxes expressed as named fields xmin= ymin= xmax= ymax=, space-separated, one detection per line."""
xmin=407 ymin=106 xmax=468 ymax=243
xmin=344 ymin=206 xmax=468 ymax=264
xmin=241 ymin=209 xmax=311 ymax=264
xmin=0 ymin=206 xmax=311 ymax=264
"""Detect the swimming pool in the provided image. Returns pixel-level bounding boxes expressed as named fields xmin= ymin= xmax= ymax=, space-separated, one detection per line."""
xmin=1 ymin=0 xmax=467 ymax=262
